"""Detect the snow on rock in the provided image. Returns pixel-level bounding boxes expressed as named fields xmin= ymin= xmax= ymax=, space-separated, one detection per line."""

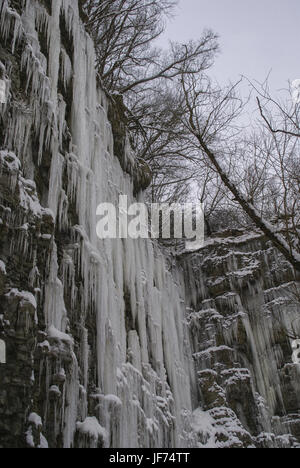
xmin=28 ymin=413 xmax=42 ymax=428
xmin=103 ymin=394 xmax=123 ymax=407
xmin=25 ymin=427 xmax=35 ymax=448
xmin=184 ymin=229 xmax=300 ymax=448
xmin=18 ymin=178 xmax=44 ymax=218
xmin=47 ymin=325 xmax=73 ymax=345
xmin=26 ymin=413 xmax=49 ymax=449
xmin=0 ymin=260 xmax=6 ymax=275
xmin=0 ymin=150 xmax=21 ymax=172
xmin=192 ymin=409 xmax=217 ymax=448
xmin=49 ymin=385 xmax=62 ymax=398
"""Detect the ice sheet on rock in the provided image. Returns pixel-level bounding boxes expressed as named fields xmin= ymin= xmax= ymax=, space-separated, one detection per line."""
xmin=26 ymin=413 xmax=49 ymax=449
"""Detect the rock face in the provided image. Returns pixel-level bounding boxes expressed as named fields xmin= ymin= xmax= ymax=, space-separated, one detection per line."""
xmin=0 ymin=0 xmax=299 ymax=449
xmin=181 ymin=233 xmax=300 ymax=447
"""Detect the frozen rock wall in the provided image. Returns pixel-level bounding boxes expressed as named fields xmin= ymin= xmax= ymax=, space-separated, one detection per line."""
xmin=0 ymin=0 xmax=299 ymax=449
xmin=180 ymin=232 xmax=300 ymax=448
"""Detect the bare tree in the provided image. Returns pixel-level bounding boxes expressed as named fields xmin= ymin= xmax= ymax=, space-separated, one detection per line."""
xmin=178 ymin=72 xmax=300 ymax=271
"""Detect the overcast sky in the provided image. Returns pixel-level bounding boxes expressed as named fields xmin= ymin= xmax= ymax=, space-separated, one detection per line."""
xmin=159 ymin=0 xmax=300 ymax=103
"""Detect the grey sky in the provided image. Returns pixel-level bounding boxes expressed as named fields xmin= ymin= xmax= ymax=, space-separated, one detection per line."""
xmin=160 ymin=0 xmax=300 ymax=99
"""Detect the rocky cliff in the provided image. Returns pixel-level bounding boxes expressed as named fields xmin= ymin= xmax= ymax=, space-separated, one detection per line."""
xmin=181 ymin=232 xmax=300 ymax=448
xmin=0 ymin=0 xmax=299 ymax=449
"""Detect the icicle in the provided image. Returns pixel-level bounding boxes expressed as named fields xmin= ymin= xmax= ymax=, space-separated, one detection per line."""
xmin=4 ymin=105 xmax=32 ymax=161
xmin=66 ymin=153 xmax=79 ymax=203
xmin=44 ymin=241 xmax=68 ymax=332
xmin=48 ymin=152 xmax=64 ymax=219
xmin=63 ymin=351 xmax=79 ymax=448
xmin=34 ymin=0 xmax=49 ymax=39
xmin=58 ymin=189 xmax=69 ymax=230
xmin=61 ymin=249 xmax=77 ymax=309
xmin=60 ymin=47 xmax=73 ymax=91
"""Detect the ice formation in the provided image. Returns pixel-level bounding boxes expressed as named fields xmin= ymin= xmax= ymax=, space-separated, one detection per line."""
xmin=0 ymin=0 xmax=300 ymax=449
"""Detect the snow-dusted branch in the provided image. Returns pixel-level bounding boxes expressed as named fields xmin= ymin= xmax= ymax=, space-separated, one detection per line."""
xmin=180 ymin=74 xmax=300 ymax=272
